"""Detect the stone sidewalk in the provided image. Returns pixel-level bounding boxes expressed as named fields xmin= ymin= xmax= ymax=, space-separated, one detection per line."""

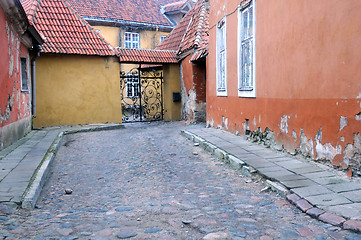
xmin=182 ymin=127 xmax=361 ymax=233
xmin=0 ymin=123 xmax=123 ymax=209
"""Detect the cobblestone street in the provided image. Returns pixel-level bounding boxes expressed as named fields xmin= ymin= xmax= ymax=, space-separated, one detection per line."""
xmin=0 ymin=122 xmax=360 ymax=239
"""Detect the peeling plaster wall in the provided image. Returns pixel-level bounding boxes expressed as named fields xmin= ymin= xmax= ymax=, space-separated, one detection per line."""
xmin=206 ymin=0 xmax=361 ymax=176
xmin=180 ymin=54 xmax=206 ymax=123
xmin=0 ymin=7 xmax=32 ymax=150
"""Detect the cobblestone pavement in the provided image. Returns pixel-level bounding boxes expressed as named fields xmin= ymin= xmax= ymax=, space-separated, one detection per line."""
xmin=0 ymin=122 xmax=360 ymax=240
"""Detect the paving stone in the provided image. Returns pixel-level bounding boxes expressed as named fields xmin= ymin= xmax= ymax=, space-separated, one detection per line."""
xmin=291 ymin=167 xmax=324 ymax=174
xmin=345 ymin=232 xmax=361 ymax=240
xmin=306 ymin=208 xmax=325 ymax=218
xmin=318 ymin=212 xmax=346 ymax=226
xmin=341 ymin=190 xmax=361 ymax=202
xmin=281 ymin=179 xmax=316 ymax=188
xmin=312 ymin=177 xmax=348 ymax=185
xmin=292 ymin=185 xmax=333 ymax=197
xmin=253 ymin=151 xmax=286 ymax=159
xmin=259 ymin=235 xmax=273 ymax=240
xmin=203 ymin=231 xmax=231 ymax=239
xmin=301 ymin=171 xmax=337 ymax=179
xmin=297 ymin=227 xmax=314 ymax=237
xmin=243 ymin=159 xmax=276 ymax=168
xmin=295 ymin=199 xmax=313 ymax=212
xmin=277 ymin=174 xmax=307 ymax=181
xmin=275 ymin=160 xmax=313 ymax=170
xmin=343 ymin=220 xmax=361 ymax=233
xmin=281 ymin=230 xmax=299 ymax=238
xmin=327 ymin=182 xmax=361 ymax=193
xmin=286 ymin=194 xmax=301 ymax=204
xmin=260 ymin=169 xmax=294 ymax=180
xmin=116 ymin=229 xmax=137 ymax=239
xmin=305 ymin=193 xmax=352 ymax=207
xmin=115 ymin=207 xmax=134 ymax=212
xmin=0 ymin=123 xmax=358 ymax=239
xmin=267 ymin=157 xmax=293 ymax=162
xmin=326 ymin=203 xmax=361 ymax=220
xmin=144 ymin=227 xmax=162 ymax=234
xmin=257 ymin=166 xmax=285 ymax=175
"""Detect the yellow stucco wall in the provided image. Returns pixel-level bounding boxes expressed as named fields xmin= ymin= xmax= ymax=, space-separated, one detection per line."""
xmin=163 ymin=64 xmax=181 ymax=121
xmin=93 ymin=26 xmax=120 ymax=47
xmin=34 ymin=55 xmax=122 ymax=127
xmin=93 ymin=25 xmax=169 ymax=49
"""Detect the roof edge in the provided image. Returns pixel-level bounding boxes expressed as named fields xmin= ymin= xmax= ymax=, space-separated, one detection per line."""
xmin=83 ymin=16 xmax=174 ymax=31
xmin=62 ymin=0 xmax=117 ymax=56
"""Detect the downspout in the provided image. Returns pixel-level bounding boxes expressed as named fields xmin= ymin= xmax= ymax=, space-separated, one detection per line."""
xmin=31 ymin=45 xmax=42 ymax=116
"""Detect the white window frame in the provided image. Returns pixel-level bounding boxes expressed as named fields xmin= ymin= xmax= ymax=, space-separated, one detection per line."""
xmin=238 ymin=0 xmax=256 ymax=98
xmin=126 ymin=74 xmax=140 ymax=98
xmin=160 ymin=36 xmax=167 ymax=42
xmin=216 ymin=17 xmax=227 ymax=96
xmin=124 ymin=32 xmax=140 ymax=49
xmin=20 ymin=57 xmax=28 ymax=92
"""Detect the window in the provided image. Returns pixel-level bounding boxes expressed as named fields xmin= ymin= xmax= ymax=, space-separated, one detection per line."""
xmin=126 ymin=74 xmax=140 ymax=98
xmin=20 ymin=58 xmax=28 ymax=92
xmin=238 ymin=1 xmax=255 ymax=97
xmin=124 ymin=32 xmax=140 ymax=48
xmin=160 ymin=36 xmax=167 ymax=42
xmin=216 ymin=17 xmax=227 ymax=96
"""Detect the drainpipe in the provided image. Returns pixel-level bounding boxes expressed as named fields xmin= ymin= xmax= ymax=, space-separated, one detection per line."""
xmin=31 ymin=45 xmax=42 ymax=116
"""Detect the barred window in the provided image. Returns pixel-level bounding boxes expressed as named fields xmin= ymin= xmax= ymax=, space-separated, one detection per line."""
xmin=126 ymin=74 xmax=140 ymax=98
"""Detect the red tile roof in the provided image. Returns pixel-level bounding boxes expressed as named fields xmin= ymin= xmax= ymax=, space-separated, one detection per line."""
xmin=21 ymin=0 xmax=116 ymax=56
xmin=163 ymin=0 xmax=191 ymax=14
xmin=157 ymin=0 xmax=209 ymax=61
xmin=66 ymin=0 xmax=181 ymax=28
xmin=156 ymin=7 xmax=193 ymax=51
xmin=117 ymin=48 xmax=177 ymax=64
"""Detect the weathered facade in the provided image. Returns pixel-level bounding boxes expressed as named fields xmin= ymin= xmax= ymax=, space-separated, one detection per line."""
xmin=157 ymin=0 xmax=209 ymax=123
xmin=22 ymin=0 xmax=122 ymax=128
xmin=66 ymin=0 xmax=188 ymax=55
xmin=0 ymin=0 xmax=42 ymax=150
xmin=207 ymin=0 xmax=361 ymax=176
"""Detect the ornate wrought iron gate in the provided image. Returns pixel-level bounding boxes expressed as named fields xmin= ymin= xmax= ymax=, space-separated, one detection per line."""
xmin=120 ymin=68 xmax=164 ymax=122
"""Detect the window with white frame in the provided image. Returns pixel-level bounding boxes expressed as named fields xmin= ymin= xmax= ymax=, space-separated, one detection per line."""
xmin=20 ymin=58 xmax=28 ymax=92
xmin=124 ymin=32 xmax=140 ymax=48
xmin=238 ymin=1 xmax=255 ymax=97
xmin=126 ymin=74 xmax=140 ymax=98
xmin=160 ymin=36 xmax=167 ymax=43
xmin=216 ymin=17 xmax=227 ymax=96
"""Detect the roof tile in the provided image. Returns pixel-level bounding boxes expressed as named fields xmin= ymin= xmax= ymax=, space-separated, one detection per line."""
xmin=157 ymin=0 xmax=209 ymax=61
xmin=117 ymin=48 xmax=177 ymax=64
xmin=66 ymin=0 xmax=181 ymax=27
xmin=21 ymin=0 xmax=116 ymax=56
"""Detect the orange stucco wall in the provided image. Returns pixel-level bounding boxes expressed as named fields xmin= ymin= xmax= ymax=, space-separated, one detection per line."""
xmin=181 ymin=55 xmax=206 ymax=122
xmin=0 ymin=6 xmax=32 ymax=149
xmin=207 ymin=0 xmax=361 ymax=173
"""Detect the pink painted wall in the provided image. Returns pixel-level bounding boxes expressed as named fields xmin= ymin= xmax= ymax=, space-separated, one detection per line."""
xmin=207 ymin=0 xmax=361 ymax=175
xmin=0 ymin=6 xmax=32 ymax=149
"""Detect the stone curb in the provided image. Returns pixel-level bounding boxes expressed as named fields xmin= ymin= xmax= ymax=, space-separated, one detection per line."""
xmin=181 ymin=131 xmax=287 ymax=193
xmin=21 ymin=124 xmax=124 ymax=209
xmin=21 ymin=131 xmax=64 ymax=209
xmin=286 ymin=193 xmax=361 ymax=233
xmin=181 ymin=130 xmax=361 ymax=234
xmin=63 ymin=124 xmax=124 ymax=135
